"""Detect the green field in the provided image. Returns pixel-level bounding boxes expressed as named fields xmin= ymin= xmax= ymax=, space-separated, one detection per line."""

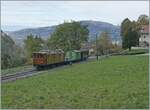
xmin=1 ymin=55 xmax=149 ymax=109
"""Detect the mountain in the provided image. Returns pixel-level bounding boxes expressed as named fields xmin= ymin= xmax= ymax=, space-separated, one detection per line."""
xmin=80 ymin=20 xmax=121 ymax=41
xmin=6 ymin=20 xmax=121 ymax=45
xmin=2 ymin=25 xmax=31 ymax=31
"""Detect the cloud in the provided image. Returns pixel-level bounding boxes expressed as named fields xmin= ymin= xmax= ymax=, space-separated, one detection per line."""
xmin=1 ymin=1 xmax=149 ymax=27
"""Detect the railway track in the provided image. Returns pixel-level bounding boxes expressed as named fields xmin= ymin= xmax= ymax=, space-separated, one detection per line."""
xmin=1 ymin=61 xmax=87 ymax=83
xmin=1 ymin=69 xmax=38 ymax=83
xmin=1 ymin=57 xmax=103 ymax=83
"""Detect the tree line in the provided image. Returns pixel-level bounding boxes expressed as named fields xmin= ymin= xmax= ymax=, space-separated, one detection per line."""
xmin=24 ymin=21 xmax=117 ymax=59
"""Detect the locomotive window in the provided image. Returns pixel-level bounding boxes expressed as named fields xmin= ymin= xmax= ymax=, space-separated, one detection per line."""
xmin=39 ymin=54 xmax=42 ymax=58
xmin=34 ymin=54 xmax=37 ymax=58
xmin=37 ymin=54 xmax=40 ymax=58
xmin=39 ymin=54 xmax=44 ymax=58
xmin=36 ymin=54 xmax=38 ymax=58
xmin=35 ymin=54 xmax=37 ymax=58
xmin=33 ymin=53 xmax=46 ymax=58
xmin=35 ymin=54 xmax=38 ymax=58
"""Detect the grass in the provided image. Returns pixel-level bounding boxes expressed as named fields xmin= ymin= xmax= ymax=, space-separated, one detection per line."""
xmin=1 ymin=65 xmax=33 ymax=76
xmin=1 ymin=55 xmax=149 ymax=109
xmin=121 ymin=48 xmax=149 ymax=55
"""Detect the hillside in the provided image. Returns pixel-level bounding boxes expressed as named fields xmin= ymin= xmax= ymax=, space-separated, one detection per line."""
xmin=6 ymin=20 xmax=121 ymax=45
xmin=1 ymin=30 xmax=26 ymax=69
xmin=80 ymin=20 xmax=121 ymax=41
xmin=2 ymin=56 xmax=149 ymax=108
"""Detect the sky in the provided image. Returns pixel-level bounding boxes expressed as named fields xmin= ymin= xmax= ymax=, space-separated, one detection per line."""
xmin=1 ymin=1 xmax=149 ymax=31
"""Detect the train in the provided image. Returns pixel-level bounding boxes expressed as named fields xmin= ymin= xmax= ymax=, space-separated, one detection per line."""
xmin=32 ymin=49 xmax=89 ymax=70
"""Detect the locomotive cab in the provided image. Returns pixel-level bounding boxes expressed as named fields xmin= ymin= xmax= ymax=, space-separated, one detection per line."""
xmin=33 ymin=52 xmax=47 ymax=66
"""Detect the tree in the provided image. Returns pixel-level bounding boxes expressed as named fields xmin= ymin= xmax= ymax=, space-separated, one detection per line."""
xmin=24 ymin=34 xmax=44 ymax=62
xmin=137 ymin=14 xmax=149 ymax=25
xmin=121 ymin=18 xmax=139 ymax=51
xmin=97 ymin=32 xmax=112 ymax=55
xmin=121 ymin=18 xmax=131 ymax=37
xmin=47 ymin=21 xmax=89 ymax=52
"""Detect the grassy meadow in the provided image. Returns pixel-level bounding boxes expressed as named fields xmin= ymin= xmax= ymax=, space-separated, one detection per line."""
xmin=1 ymin=55 xmax=149 ymax=109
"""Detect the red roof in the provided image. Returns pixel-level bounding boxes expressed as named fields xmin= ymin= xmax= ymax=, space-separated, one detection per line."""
xmin=141 ymin=25 xmax=149 ymax=34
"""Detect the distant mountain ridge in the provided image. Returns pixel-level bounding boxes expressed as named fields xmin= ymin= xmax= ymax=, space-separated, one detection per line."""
xmin=6 ymin=20 xmax=121 ymax=45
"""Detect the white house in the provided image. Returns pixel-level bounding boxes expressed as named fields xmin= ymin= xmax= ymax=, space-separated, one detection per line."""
xmin=139 ymin=25 xmax=149 ymax=47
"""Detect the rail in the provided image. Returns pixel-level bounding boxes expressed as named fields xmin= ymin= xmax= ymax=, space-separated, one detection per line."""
xmin=1 ymin=69 xmax=37 ymax=83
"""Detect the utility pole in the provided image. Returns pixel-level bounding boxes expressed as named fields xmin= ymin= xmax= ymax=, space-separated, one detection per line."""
xmin=96 ymin=33 xmax=98 ymax=60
